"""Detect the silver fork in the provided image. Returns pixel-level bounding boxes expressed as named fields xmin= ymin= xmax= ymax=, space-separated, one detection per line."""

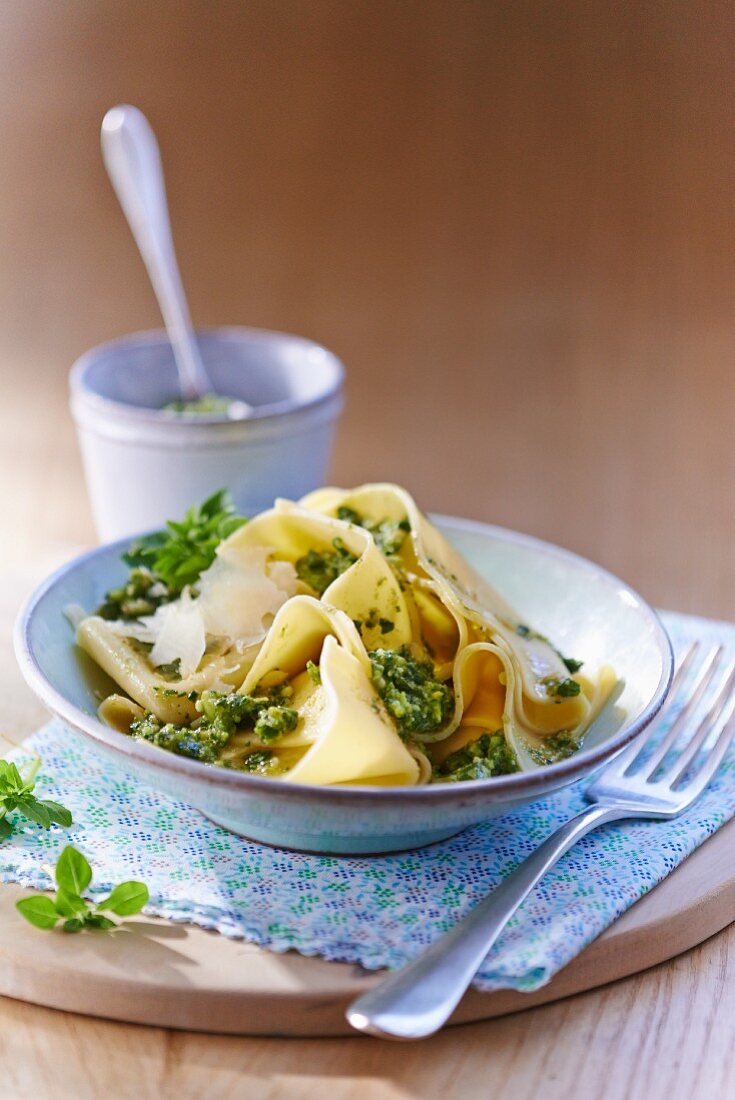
xmin=346 ymin=641 xmax=735 ymax=1040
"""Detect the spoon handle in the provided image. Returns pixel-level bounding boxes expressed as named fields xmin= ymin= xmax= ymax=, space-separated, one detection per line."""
xmin=101 ymin=104 xmax=210 ymax=401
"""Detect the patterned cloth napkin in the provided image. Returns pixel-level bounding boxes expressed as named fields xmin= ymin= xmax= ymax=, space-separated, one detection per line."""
xmin=1 ymin=610 xmax=734 ymax=992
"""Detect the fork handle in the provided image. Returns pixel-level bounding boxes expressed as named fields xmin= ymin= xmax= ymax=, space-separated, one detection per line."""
xmin=346 ymin=803 xmax=630 ymax=1040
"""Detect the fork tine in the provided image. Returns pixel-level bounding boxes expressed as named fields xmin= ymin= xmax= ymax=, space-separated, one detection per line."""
xmin=630 ymin=644 xmax=724 ymax=780
xmin=659 ymin=662 xmax=735 ymax=787
xmin=603 ymin=641 xmax=701 ymax=777
xmin=667 ymin=640 xmax=701 ymax=697
xmin=675 ymin=707 xmax=735 ymax=803
xmin=668 ymin=640 xmax=700 ymax=693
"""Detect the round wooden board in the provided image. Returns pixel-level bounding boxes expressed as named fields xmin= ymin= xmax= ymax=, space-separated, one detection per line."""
xmin=1 ymin=818 xmax=733 ymax=1037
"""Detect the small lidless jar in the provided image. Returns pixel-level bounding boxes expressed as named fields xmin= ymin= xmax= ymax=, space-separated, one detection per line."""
xmin=70 ymin=326 xmax=345 ymax=541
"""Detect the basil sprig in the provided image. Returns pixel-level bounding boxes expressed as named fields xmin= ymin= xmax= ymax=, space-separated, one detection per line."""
xmin=16 ymin=846 xmax=149 ymax=933
xmin=123 ymin=489 xmax=247 ymax=594
xmin=0 ymin=758 xmax=72 ymax=840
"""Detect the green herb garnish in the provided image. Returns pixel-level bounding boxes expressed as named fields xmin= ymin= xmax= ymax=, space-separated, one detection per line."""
xmin=124 ymin=488 xmax=247 ymax=592
xmin=370 ymin=646 xmax=453 ymax=738
xmin=435 ymin=731 xmax=520 ymax=782
xmin=0 ymin=758 xmax=72 ymax=840
xmin=306 ymin=660 xmax=321 ymax=686
xmin=15 ymin=846 xmax=148 ymax=933
xmin=99 ymin=490 xmax=247 ymax=618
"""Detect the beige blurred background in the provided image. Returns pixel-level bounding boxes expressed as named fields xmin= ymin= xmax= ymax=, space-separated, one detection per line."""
xmin=0 ymin=0 xmax=733 ymax=615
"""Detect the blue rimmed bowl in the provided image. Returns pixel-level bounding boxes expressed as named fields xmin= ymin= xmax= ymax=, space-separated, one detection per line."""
xmin=15 ymin=517 xmax=673 ymax=854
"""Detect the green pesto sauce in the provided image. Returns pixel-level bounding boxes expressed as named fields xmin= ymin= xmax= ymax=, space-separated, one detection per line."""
xmin=542 ymin=676 xmax=582 ymax=699
xmin=130 ymin=687 xmax=298 ymax=768
xmin=295 ymin=538 xmax=357 ymax=596
xmin=153 ymin=687 xmax=199 ymax=701
xmin=254 ymin=705 xmax=299 ymax=744
xmin=128 ymin=713 xmax=229 ymax=764
xmin=154 ymin=658 xmax=182 ymax=682
xmin=306 ymin=660 xmax=321 ymax=686
xmin=96 ymin=567 xmax=175 ymax=622
xmin=434 ymin=731 xmax=520 ymax=782
xmin=528 ymin=731 xmax=580 ymax=765
xmin=241 ymin=750 xmax=280 ymax=775
xmin=336 ymin=506 xmax=410 ymax=560
xmin=358 ymin=608 xmax=396 ymax=635
xmin=370 ymin=647 xmax=453 ymax=738
xmin=163 ymin=394 xmax=237 ymax=415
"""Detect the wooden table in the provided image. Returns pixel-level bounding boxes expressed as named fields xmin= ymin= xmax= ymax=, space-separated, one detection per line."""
xmin=1 ymin=2 xmax=734 ymax=1097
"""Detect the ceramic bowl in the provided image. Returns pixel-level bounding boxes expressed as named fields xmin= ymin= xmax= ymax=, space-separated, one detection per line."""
xmin=15 ymin=517 xmax=673 ymax=854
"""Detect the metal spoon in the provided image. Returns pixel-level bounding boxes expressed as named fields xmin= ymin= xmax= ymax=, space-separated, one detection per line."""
xmin=101 ymin=104 xmax=252 ymax=416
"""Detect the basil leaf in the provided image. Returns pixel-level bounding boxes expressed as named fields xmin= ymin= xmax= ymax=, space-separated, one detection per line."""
xmin=63 ymin=918 xmax=85 ymax=933
xmin=16 ymin=798 xmax=51 ymax=829
xmin=86 ymin=913 xmax=116 ymax=930
xmin=97 ymin=881 xmax=149 ymax=916
xmin=4 ymin=763 xmax=24 ymax=791
xmin=40 ymin=801 xmax=73 ymax=828
xmin=16 ymin=895 xmax=60 ymax=930
xmin=55 ymin=846 xmax=93 ymax=895
xmin=54 ymin=888 xmax=89 ymax=918
xmin=0 ymin=759 xmax=72 ymax=836
xmin=0 ymin=816 xmax=12 ymax=840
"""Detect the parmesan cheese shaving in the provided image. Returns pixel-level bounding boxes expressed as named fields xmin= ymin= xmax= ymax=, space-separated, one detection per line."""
xmin=148 ymin=589 xmax=206 ymax=678
xmin=197 ymin=544 xmax=295 ymax=641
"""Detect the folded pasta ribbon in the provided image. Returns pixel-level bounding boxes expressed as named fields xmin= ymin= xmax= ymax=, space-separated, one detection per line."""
xmin=224 ymin=501 xmax=413 ymax=651
xmin=239 ymin=597 xmax=420 ymax=786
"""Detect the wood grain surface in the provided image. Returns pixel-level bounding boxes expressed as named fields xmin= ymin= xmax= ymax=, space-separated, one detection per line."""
xmin=0 ymin=1 xmax=733 ymax=1097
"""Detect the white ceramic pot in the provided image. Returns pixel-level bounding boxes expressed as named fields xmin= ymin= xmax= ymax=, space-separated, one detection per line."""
xmin=70 ymin=326 xmax=345 ymax=540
